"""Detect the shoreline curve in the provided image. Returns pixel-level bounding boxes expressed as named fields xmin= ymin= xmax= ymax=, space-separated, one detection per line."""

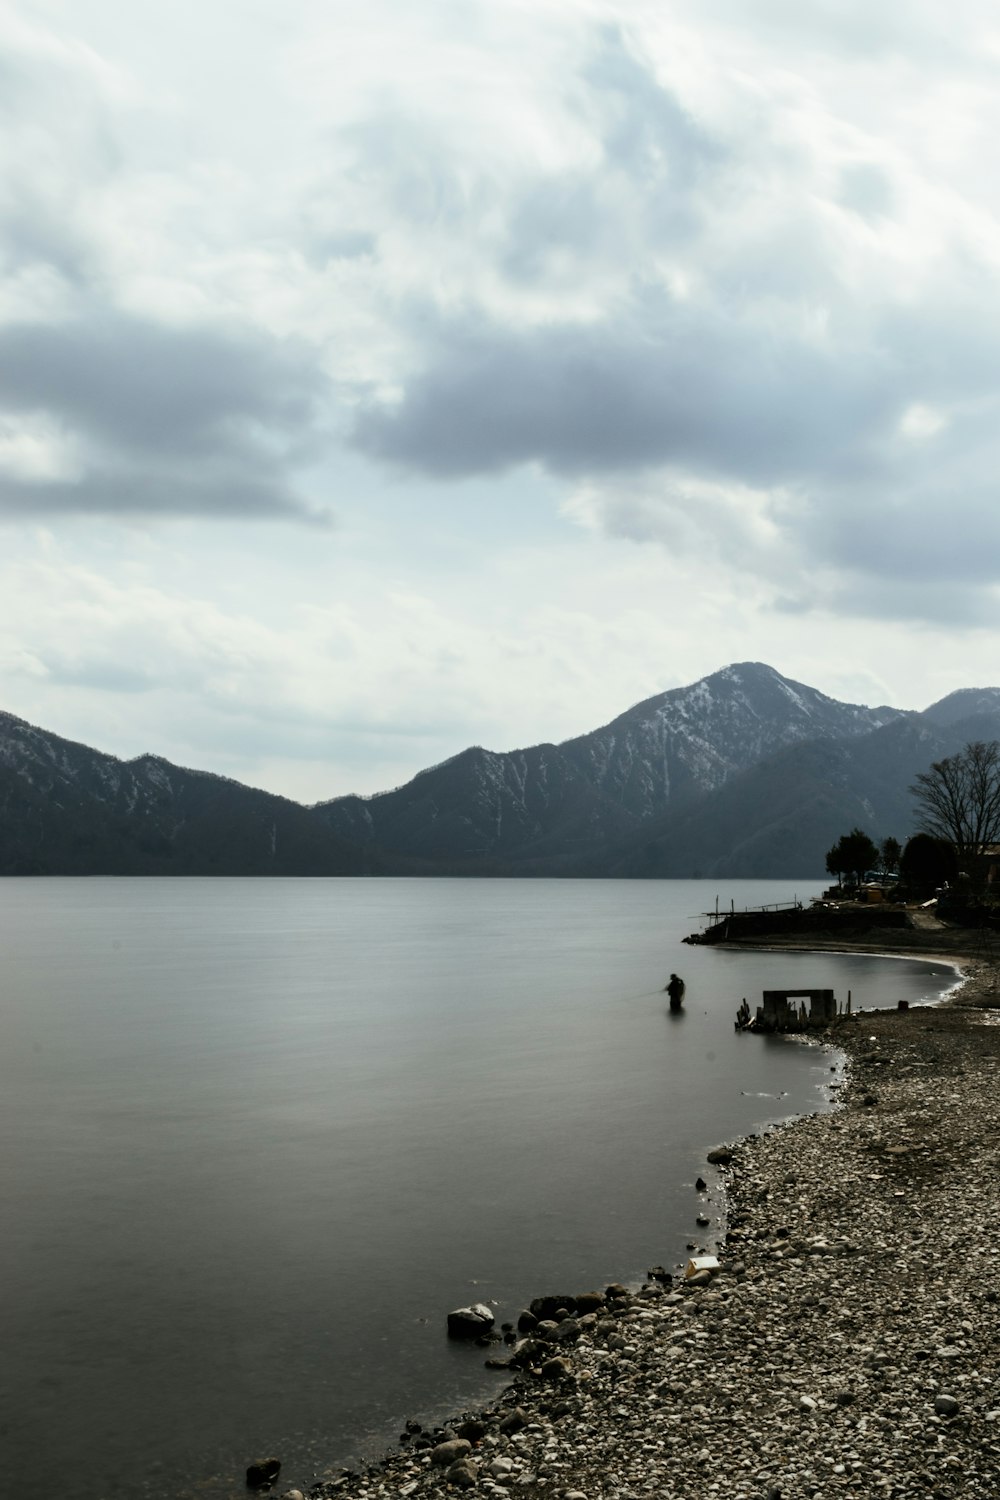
xmin=293 ymin=921 xmax=999 ymax=1499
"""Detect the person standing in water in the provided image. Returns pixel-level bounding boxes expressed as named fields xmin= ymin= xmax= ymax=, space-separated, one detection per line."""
xmin=665 ymin=973 xmax=685 ymax=1010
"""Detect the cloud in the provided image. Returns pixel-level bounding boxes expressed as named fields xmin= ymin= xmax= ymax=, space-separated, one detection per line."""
xmin=343 ymin=28 xmax=900 ymax=487
xmin=332 ymin=12 xmax=1000 ymax=623
xmin=0 ymin=312 xmax=335 ymax=520
xmin=0 ymin=315 xmax=317 ymax=453
xmin=563 ymin=472 xmax=789 ymax=570
xmin=837 ymin=163 xmax=894 ymax=222
xmin=352 ymin=297 xmax=898 ymax=483
xmin=6 ymin=0 xmax=1000 ymax=801
xmin=0 ymin=468 xmax=331 ymax=522
xmin=581 ymin=25 xmax=721 ymax=184
xmin=0 ymin=12 xmax=341 ymax=523
xmin=1 ymin=188 xmax=98 ymax=284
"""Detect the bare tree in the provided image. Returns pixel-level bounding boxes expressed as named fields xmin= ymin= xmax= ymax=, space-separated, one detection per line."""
xmin=910 ymin=740 xmax=1000 ymax=872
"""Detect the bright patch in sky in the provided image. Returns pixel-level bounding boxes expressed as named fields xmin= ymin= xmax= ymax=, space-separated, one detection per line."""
xmin=2 ymin=0 xmax=999 ymax=800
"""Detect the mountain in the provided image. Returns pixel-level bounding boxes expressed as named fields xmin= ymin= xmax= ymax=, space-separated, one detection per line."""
xmin=0 ymin=712 xmax=375 ymax=876
xmin=603 ymin=696 xmax=1000 ymax=879
xmin=314 ymin=663 xmax=904 ymax=872
xmin=5 ymin=665 xmax=1000 ymax=878
xmin=921 ymin=687 xmax=1000 ymax=728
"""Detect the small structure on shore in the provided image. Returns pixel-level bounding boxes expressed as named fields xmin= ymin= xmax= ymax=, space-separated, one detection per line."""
xmin=735 ymin=987 xmax=852 ymax=1033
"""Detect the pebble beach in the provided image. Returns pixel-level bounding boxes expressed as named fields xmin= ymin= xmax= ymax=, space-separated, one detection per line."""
xmin=279 ymin=934 xmax=1000 ymax=1500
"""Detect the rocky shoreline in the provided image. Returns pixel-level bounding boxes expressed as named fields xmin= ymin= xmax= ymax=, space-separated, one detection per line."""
xmin=275 ymin=930 xmax=1000 ymax=1500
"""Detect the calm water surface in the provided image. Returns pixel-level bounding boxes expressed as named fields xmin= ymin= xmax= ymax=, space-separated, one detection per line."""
xmin=0 ymin=879 xmax=959 ymax=1498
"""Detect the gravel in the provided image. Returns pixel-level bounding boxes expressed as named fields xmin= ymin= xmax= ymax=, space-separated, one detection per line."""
xmin=301 ymin=946 xmax=1000 ymax=1500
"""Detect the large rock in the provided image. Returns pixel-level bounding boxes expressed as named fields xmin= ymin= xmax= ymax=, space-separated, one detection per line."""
xmin=509 ymin=1337 xmax=545 ymax=1368
xmin=245 ymin=1457 xmax=281 ymax=1488
xmin=446 ymin=1459 xmax=478 ymax=1488
xmin=529 ymin=1294 xmax=577 ymax=1320
xmin=447 ymin=1302 xmax=495 ymax=1338
xmin=431 ymin=1439 xmax=473 ymax=1467
xmin=546 ymin=1316 xmax=582 ymax=1344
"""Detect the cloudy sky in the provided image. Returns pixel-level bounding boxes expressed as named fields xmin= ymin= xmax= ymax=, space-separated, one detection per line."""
xmin=3 ymin=0 xmax=1000 ymax=802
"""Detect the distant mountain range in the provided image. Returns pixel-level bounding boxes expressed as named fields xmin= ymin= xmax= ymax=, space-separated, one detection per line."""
xmin=4 ymin=661 xmax=1000 ymax=877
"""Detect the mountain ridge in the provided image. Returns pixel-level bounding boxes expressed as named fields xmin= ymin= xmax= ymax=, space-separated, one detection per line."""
xmin=314 ymin=662 xmax=906 ymax=864
xmin=3 ymin=665 xmax=1000 ymax=877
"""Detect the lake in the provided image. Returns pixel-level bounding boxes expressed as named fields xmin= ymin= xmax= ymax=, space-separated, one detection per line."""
xmin=0 ymin=878 xmax=960 ymax=1499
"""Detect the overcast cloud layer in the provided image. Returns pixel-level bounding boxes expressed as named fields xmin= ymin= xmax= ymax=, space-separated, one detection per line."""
xmin=2 ymin=1 xmax=1000 ymax=800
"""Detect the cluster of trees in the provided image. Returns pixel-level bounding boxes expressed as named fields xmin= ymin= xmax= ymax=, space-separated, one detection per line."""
xmin=825 ymin=739 xmax=1000 ymax=894
xmin=825 ymin=830 xmax=899 ymax=887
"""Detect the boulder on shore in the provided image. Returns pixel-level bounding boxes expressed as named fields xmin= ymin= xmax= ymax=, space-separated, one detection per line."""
xmin=447 ymin=1303 xmax=495 ymax=1338
xmin=246 ymin=1457 xmax=281 ymax=1488
xmin=529 ymin=1294 xmax=578 ymax=1321
xmin=431 ymin=1439 xmax=473 ymax=1467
